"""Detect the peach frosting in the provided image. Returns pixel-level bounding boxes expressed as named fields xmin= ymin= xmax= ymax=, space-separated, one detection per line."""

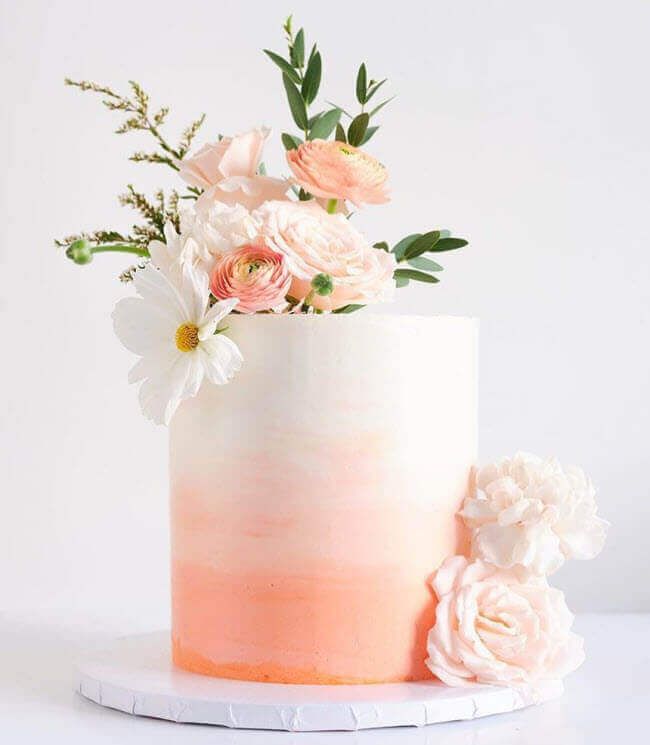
xmin=169 ymin=314 xmax=477 ymax=684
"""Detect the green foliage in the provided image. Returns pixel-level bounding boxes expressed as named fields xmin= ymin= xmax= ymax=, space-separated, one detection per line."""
xmin=281 ymin=133 xmax=302 ymax=150
xmin=333 ymin=304 xmax=366 ymax=314
xmin=265 ymin=18 xmax=392 ymax=152
xmin=394 ymin=268 xmax=440 ymax=284
xmin=282 ymin=75 xmax=308 ymax=130
xmin=356 ymin=63 xmax=367 ymax=104
xmin=347 ymin=113 xmax=369 ymax=146
xmin=301 ymin=51 xmax=322 ymax=104
xmin=371 ymin=230 xmax=469 ymax=291
xmin=309 ymin=108 xmax=340 ymax=139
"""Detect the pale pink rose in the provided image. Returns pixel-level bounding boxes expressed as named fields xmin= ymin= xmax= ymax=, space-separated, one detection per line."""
xmin=426 ymin=556 xmax=584 ymax=688
xmin=209 ymin=241 xmax=291 ymax=314
xmin=287 ymin=139 xmax=389 ymax=207
xmin=459 ymin=453 xmax=609 ymax=576
xmin=179 ymin=127 xmax=290 ymax=210
xmin=255 ymin=200 xmax=396 ymax=311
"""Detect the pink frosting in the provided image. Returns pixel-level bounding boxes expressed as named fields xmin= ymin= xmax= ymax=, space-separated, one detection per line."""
xmin=210 ymin=241 xmax=291 ymax=313
xmin=426 ymin=556 xmax=584 ymax=687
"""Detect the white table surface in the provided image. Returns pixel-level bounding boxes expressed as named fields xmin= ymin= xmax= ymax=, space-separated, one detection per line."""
xmin=1 ymin=613 xmax=648 ymax=744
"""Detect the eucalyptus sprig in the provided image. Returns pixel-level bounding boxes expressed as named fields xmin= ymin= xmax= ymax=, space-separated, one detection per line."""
xmin=379 ymin=231 xmax=469 ymax=288
xmin=329 ymin=62 xmax=394 ymax=147
xmin=265 ymin=16 xmax=341 ymax=157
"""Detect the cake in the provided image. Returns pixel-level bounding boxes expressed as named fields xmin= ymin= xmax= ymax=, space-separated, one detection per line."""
xmin=60 ymin=15 xmax=606 ymax=699
xmin=170 ymin=314 xmax=477 ymax=683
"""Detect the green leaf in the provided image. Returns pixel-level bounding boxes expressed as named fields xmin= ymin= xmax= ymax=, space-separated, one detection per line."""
xmin=281 ymin=133 xmax=302 ymax=151
xmin=373 ymin=241 xmax=390 ymax=252
xmin=395 ymin=276 xmax=410 ymax=288
xmin=264 ymin=50 xmax=300 ymax=85
xmin=282 ymin=74 xmax=308 ymax=131
xmin=307 ymin=110 xmax=324 ymax=128
xmin=333 ymin=303 xmax=366 ymax=314
xmin=365 ymin=78 xmax=387 ymax=103
xmin=408 ymin=256 xmax=444 ymax=272
xmin=291 ymin=28 xmax=305 ymax=68
xmin=309 ymin=108 xmax=341 ymax=140
xmin=369 ymin=96 xmax=395 ymax=118
xmin=361 ymin=125 xmax=379 ymax=145
xmin=430 ymin=237 xmax=469 ymax=252
xmin=394 ymin=268 xmax=440 ymax=284
xmin=301 ymin=51 xmax=321 ymax=104
xmin=335 ymin=122 xmax=347 ymax=142
xmin=356 ymin=63 xmax=367 ymax=104
xmin=347 ymin=113 xmax=369 ymax=146
xmin=308 ymin=43 xmax=318 ymax=66
xmin=404 ymin=231 xmax=441 ymax=260
xmin=392 ymin=233 xmax=421 ymax=261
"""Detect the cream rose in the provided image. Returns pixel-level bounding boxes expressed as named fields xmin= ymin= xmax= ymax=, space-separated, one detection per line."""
xmin=459 ymin=452 xmax=609 ymax=575
xmin=179 ymin=127 xmax=289 ymax=210
xmin=254 ymin=200 xmax=396 ymax=311
xmin=179 ymin=201 xmax=261 ymax=272
xmin=426 ymin=556 xmax=584 ymax=687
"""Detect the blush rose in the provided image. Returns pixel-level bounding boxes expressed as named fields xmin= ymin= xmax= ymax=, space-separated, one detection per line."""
xmin=426 ymin=556 xmax=584 ymax=688
xmin=255 ymin=200 xmax=396 ymax=311
xmin=179 ymin=127 xmax=289 ymax=210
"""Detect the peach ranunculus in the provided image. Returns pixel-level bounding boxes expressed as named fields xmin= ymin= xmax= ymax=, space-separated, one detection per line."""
xmin=286 ymin=139 xmax=389 ymax=207
xmin=179 ymin=127 xmax=290 ymax=210
xmin=255 ymin=200 xmax=397 ymax=311
xmin=426 ymin=556 xmax=584 ymax=688
xmin=210 ymin=241 xmax=291 ymax=314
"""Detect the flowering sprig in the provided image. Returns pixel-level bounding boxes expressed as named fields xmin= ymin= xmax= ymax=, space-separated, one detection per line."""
xmin=57 ymin=79 xmax=203 ymax=259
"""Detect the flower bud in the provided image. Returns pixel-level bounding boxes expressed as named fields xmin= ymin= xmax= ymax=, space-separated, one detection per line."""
xmin=311 ymin=273 xmax=333 ymax=296
xmin=66 ymin=239 xmax=93 ymax=265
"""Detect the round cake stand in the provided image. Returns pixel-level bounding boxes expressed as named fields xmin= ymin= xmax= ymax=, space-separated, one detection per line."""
xmin=76 ymin=632 xmax=562 ymax=732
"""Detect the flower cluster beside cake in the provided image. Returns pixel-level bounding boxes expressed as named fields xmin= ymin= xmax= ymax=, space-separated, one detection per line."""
xmin=59 ymin=17 xmax=608 ymax=691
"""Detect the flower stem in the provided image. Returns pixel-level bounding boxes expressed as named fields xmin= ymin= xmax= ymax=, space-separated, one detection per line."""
xmin=326 ymin=198 xmax=338 ymax=214
xmin=92 ymin=244 xmax=149 ymax=257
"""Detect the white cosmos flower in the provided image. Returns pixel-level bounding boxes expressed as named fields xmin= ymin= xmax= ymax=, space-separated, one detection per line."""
xmin=112 ymin=260 xmax=242 ymax=425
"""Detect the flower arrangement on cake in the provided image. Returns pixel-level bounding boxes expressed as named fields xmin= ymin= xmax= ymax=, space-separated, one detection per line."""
xmin=60 ymin=17 xmax=607 ymax=696
xmin=58 ymin=16 xmax=467 ymax=425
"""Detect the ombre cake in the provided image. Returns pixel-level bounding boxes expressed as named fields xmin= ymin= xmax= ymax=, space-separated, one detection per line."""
xmin=169 ymin=314 xmax=477 ymax=684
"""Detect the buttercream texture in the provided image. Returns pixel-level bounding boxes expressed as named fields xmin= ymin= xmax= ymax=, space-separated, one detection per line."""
xmin=170 ymin=314 xmax=478 ymax=683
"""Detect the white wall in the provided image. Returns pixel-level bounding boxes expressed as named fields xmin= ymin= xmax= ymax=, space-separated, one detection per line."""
xmin=1 ymin=0 xmax=648 ymax=630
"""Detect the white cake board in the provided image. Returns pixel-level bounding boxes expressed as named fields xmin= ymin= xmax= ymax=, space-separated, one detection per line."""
xmin=76 ymin=632 xmax=563 ymax=732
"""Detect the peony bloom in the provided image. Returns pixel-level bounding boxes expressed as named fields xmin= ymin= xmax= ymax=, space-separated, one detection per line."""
xmin=459 ymin=452 xmax=609 ymax=576
xmin=286 ymin=139 xmax=389 ymax=207
xmin=112 ymin=261 xmax=242 ymax=425
xmin=255 ymin=200 xmax=396 ymax=311
xmin=426 ymin=556 xmax=584 ymax=687
xmin=210 ymin=241 xmax=291 ymax=313
xmin=179 ymin=127 xmax=290 ymax=210
xmin=179 ymin=200 xmax=261 ymax=273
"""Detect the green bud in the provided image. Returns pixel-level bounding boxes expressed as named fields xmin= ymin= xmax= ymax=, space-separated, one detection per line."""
xmin=66 ymin=239 xmax=93 ymax=265
xmin=311 ymin=273 xmax=333 ymax=296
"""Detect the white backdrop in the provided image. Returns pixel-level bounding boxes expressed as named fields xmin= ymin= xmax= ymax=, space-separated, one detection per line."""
xmin=1 ymin=0 xmax=649 ymax=632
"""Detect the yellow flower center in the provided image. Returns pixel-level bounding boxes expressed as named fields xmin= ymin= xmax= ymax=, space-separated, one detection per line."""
xmin=175 ymin=322 xmax=199 ymax=352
